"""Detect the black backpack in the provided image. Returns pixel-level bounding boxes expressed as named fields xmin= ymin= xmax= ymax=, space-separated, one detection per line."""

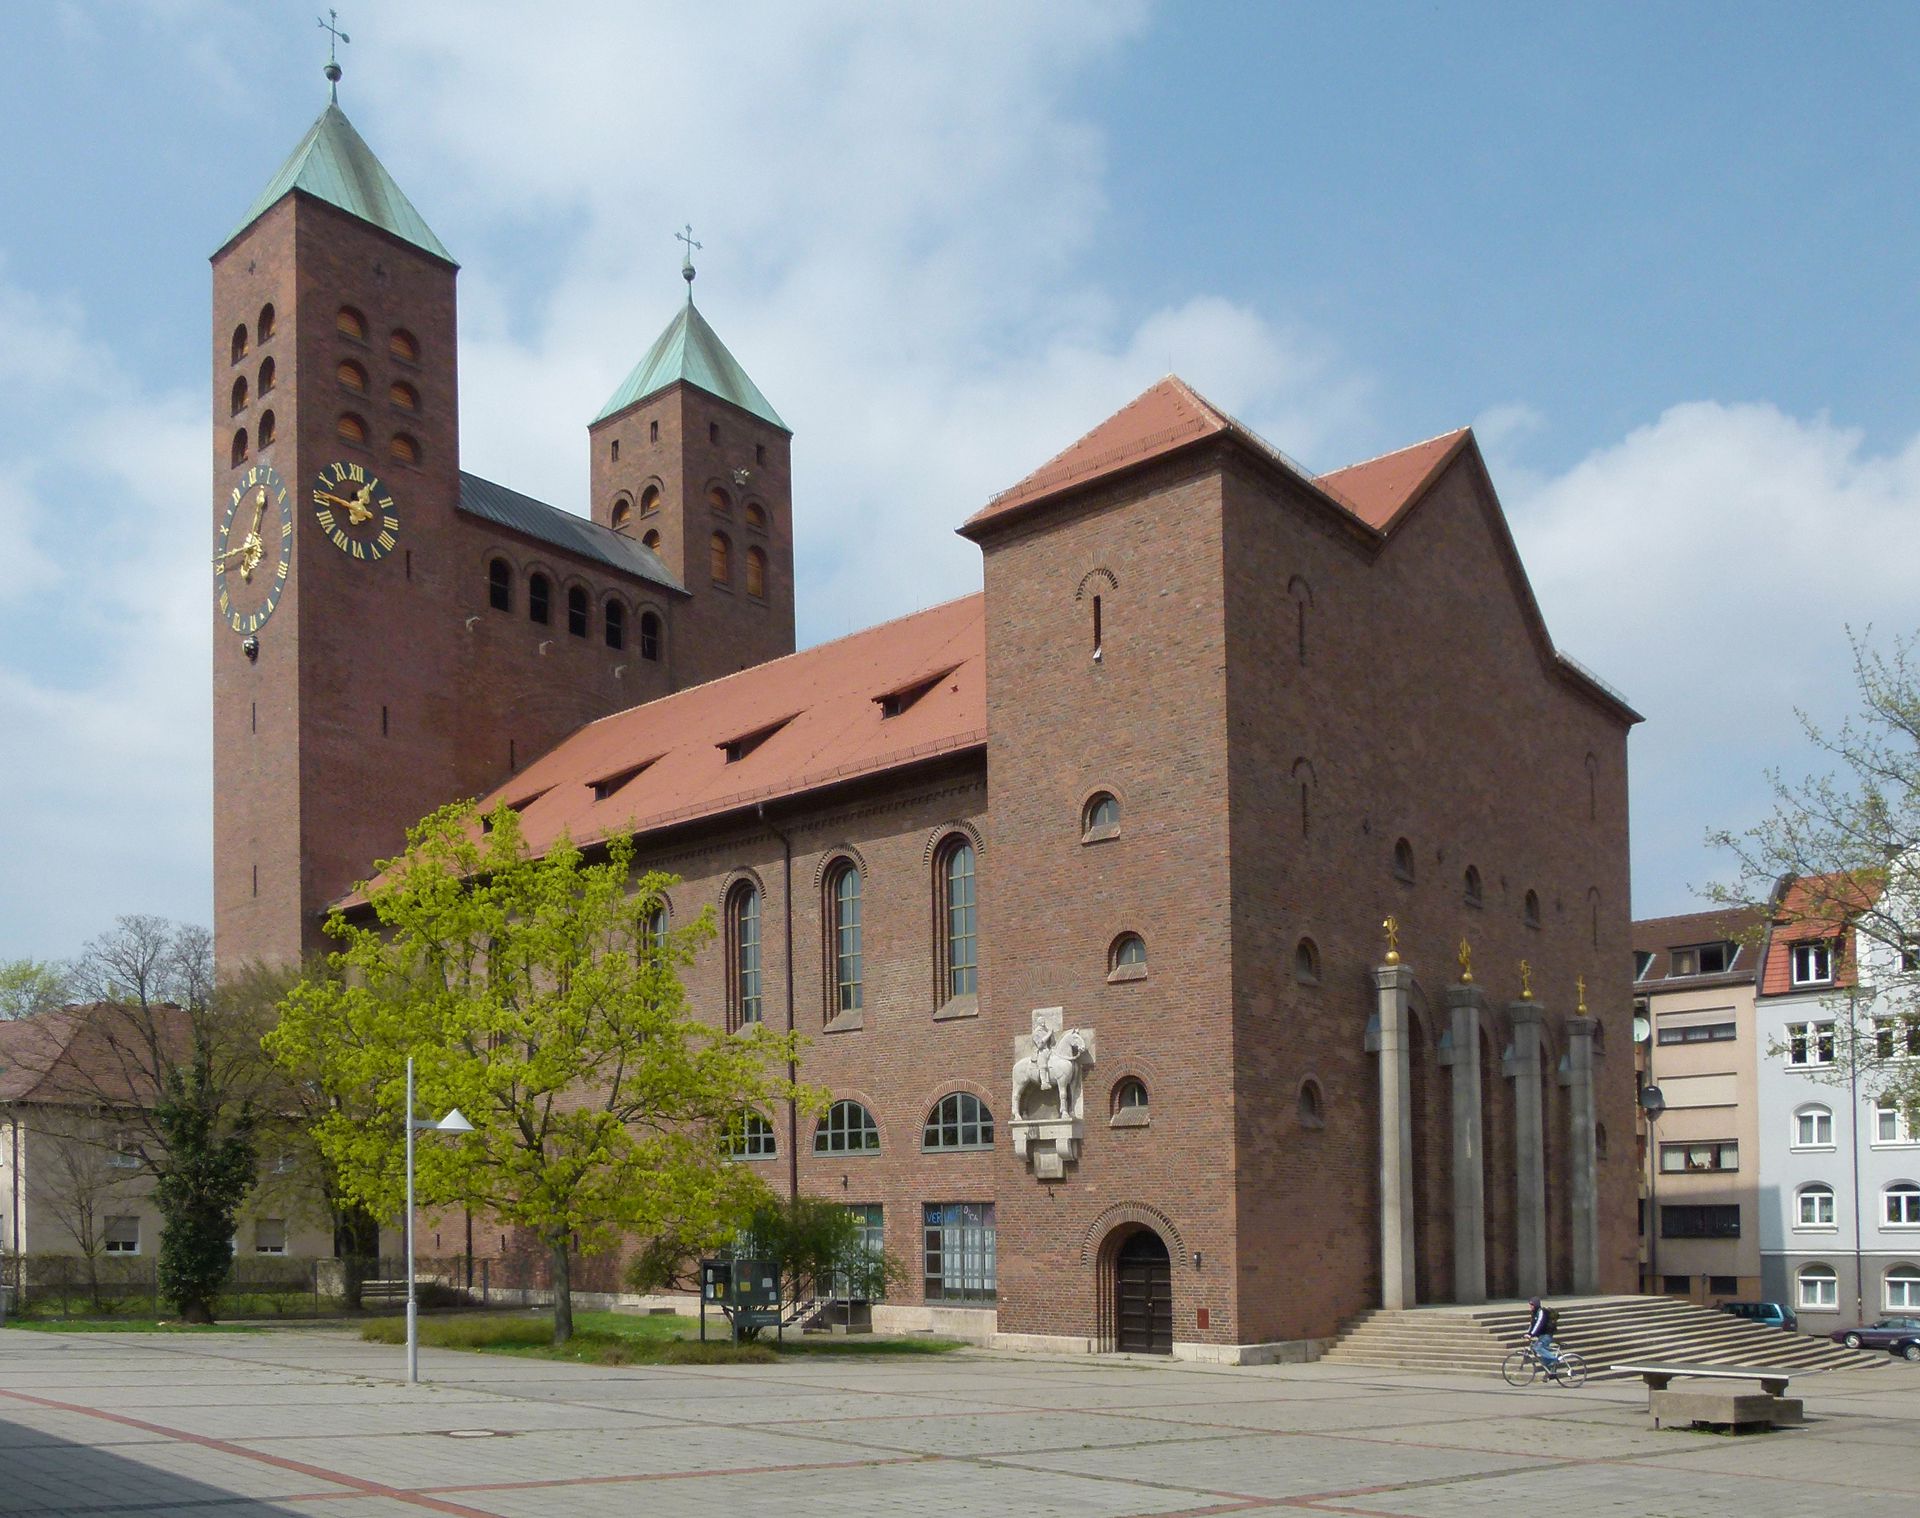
xmin=1542 ymin=1308 xmax=1559 ymax=1334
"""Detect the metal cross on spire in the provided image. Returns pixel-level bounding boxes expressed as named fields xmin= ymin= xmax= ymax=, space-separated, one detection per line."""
xmin=318 ymin=10 xmax=350 ymax=102
xmin=676 ymin=224 xmax=702 ymax=297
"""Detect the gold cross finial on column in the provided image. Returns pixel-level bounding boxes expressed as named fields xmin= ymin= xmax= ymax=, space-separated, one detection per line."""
xmin=1381 ymin=915 xmax=1401 ymax=965
xmin=1519 ymin=959 xmax=1533 ymax=1000
xmin=1576 ymin=973 xmax=1587 ymax=1015
xmin=1457 ymin=937 xmax=1473 ymax=983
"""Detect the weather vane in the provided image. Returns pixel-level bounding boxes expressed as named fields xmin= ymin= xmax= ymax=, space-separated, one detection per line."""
xmin=676 ymin=223 xmax=702 ymax=293
xmin=1457 ymin=937 xmax=1473 ymax=984
xmin=1519 ymin=959 xmax=1533 ymax=1000
xmin=1381 ymin=915 xmax=1400 ymax=965
xmin=318 ymin=10 xmax=350 ymax=101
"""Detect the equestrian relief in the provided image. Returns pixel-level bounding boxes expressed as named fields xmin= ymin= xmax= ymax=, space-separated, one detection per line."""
xmin=1011 ymin=1008 xmax=1097 ymax=1181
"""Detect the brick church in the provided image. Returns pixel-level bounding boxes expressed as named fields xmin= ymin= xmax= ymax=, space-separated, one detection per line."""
xmin=210 ymin=78 xmax=1641 ymax=1358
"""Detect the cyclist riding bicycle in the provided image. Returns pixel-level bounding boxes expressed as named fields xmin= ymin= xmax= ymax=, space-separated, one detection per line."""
xmin=1526 ymin=1296 xmax=1561 ymax=1368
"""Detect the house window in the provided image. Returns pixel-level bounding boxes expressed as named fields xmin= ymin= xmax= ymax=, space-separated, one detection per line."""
xmin=1795 ymin=1106 xmax=1835 ymax=1148
xmin=1464 ymin=865 xmax=1483 ymax=908
xmin=1657 ymin=1020 xmax=1736 ymax=1044
xmin=836 ymin=1204 xmax=885 ymax=1301
xmin=1797 ymin=1263 xmax=1838 ymax=1310
xmin=649 ymin=420 xmax=659 ymax=443
xmin=923 ymin=1092 xmax=994 ymax=1150
xmin=710 ymin=531 xmax=732 ymax=585
xmin=1660 ymin=1204 xmax=1740 ymax=1239
xmin=1660 ymin=1140 xmax=1738 ymax=1173
xmin=108 ymin=1132 xmax=143 ymax=1169
xmin=1878 ymin=1101 xmax=1914 ymax=1145
xmin=1392 ymin=837 xmax=1415 ymax=882
xmin=723 ymin=1111 xmax=777 ymax=1160
xmin=1888 ymin=1267 xmax=1920 ymax=1310
xmin=1108 ymin=933 xmax=1147 ymax=980
xmin=230 ymin=322 xmax=249 ymax=363
xmin=938 ymin=838 xmax=977 ymax=1001
xmin=103 ymin=1216 xmax=141 ymax=1255
xmin=610 ymin=438 xmax=620 ymax=462
xmin=1113 ymin=1077 xmax=1148 ymax=1117
xmin=1886 ymin=1183 xmax=1920 ymax=1227
xmin=1791 ymin=942 xmax=1834 ymax=985
xmin=1294 ymin=937 xmax=1321 ymax=985
xmin=1797 ymin=1184 xmax=1836 ymax=1228
xmin=336 ymin=412 xmax=367 ymax=445
xmin=389 ymin=328 xmax=419 ymax=363
xmin=254 ymin=1219 xmax=288 ymax=1255
xmin=1634 ymin=950 xmax=1655 ymax=980
xmin=641 ymin=902 xmax=669 ymax=951
xmin=814 ymin=1100 xmax=879 ymax=1154
xmin=1523 ymin=889 xmax=1541 ymax=928
xmin=1670 ymin=942 xmax=1734 ymax=977
xmin=338 ymin=358 xmax=368 ymax=392
xmin=727 ymin=883 xmax=762 ymax=1027
xmin=1787 ymin=1021 xmax=1835 ymax=1067
xmin=567 ymin=586 xmax=588 ymax=637
xmin=336 ymin=305 xmax=366 ymax=341
xmin=605 ymin=600 xmax=626 ymax=650
xmin=828 ymin=863 xmax=863 ymax=1015
xmin=1876 ymin=1018 xmax=1920 ymax=1060
xmin=639 ymin=611 xmax=661 ymax=661
xmin=923 ymin=1201 xmax=995 ymax=1302
xmin=1081 ymin=792 xmax=1120 ymax=841
xmin=528 ymin=573 xmax=551 ymax=625
xmin=488 ymin=558 xmax=512 ymax=612
xmin=746 ymin=546 xmax=768 ymax=599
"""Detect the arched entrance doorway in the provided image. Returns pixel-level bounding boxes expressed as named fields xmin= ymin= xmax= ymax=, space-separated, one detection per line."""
xmin=1114 ymin=1230 xmax=1172 ymax=1353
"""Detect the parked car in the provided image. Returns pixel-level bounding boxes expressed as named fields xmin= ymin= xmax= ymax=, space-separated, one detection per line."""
xmin=1720 ymin=1300 xmax=1798 ymax=1331
xmin=1828 ymin=1316 xmax=1920 ymax=1354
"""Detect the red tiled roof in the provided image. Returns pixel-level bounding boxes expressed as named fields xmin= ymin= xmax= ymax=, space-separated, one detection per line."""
xmin=454 ymin=592 xmax=987 ymax=866
xmin=1316 ymin=429 xmax=1473 ymax=531
xmin=1760 ymin=872 xmax=1883 ymax=995
xmin=0 ymin=1004 xmax=187 ymax=1107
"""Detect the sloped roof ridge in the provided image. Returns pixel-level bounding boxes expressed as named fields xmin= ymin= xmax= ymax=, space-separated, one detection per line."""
xmin=457 ymin=471 xmax=684 ymax=592
xmin=592 ymin=300 xmax=787 ymax=431
xmin=1323 ymin=426 xmax=1473 ymax=475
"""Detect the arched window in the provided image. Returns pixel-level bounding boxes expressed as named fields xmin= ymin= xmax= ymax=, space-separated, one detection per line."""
xmin=727 ymin=883 xmax=762 ymax=1027
xmin=1797 ymin=1263 xmax=1837 ymax=1310
xmin=1888 ymin=1265 xmax=1920 ymax=1310
xmin=389 ymin=432 xmax=420 ymax=465
xmin=746 ymin=546 xmax=768 ymax=599
xmin=723 ymin=1110 xmax=776 ymax=1160
xmin=1109 ymin=933 xmax=1147 ymax=978
xmin=1112 ymin=1077 xmax=1148 ymax=1116
xmin=827 ymin=862 xmax=862 ymax=1016
xmin=258 ymin=356 xmax=275 ymax=395
xmin=336 ymin=305 xmax=366 ymax=341
xmin=487 ymin=558 xmax=512 ymax=612
xmin=389 ymin=380 xmax=419 ymax=412
xmin=1298 ymin=1079 xmax=1325 ymax=1128
xmin=389 ymin=328 xmax=419 ymax=363
xmin=605 ymin=600 xmax=626 ymax=650
xmin=1464 ymin=865 xmax=1483 ymax=907
xmin=640 ymin=484 xmax=661 ymax=515
xmin=745 ymin=501 xmax=767 ymax=530
xmin=566 ymin=586 xmax=588 ymax=638
xmin=639 ymin=611 xmax=661 ymax=661
xmin=938 ymin=838 xmax=976 ymax=1001
xmin=230 ymin=376 xmax=248 ymax=414
xmin=229 ymin=428 xmax=248 ymax=467
xmin=257 ymin=410 xmax=275 ymax=449
xmin=230 ymin=323 xmax=248 ymax=363
xmin=1886 ymin=1183 xmax=1920 ymax=1227
xmin=1797 ymin=1183 xmax=1836 ymax=1228
xmin=528 ymin=573 xmax=551 ymax=625
xmin=710 ymin=532 xmax=732 ymax=585
xmin=337 ymin=358 xmax=368 ymax=393
xmin=923 ymin=1092 xmax=994 ymax=1150
xmin=1393 ymin=837 xmax=1415 ymax=882
xmin=814 ymin=1100 xmax=879 ymax=1153
xmin=1292 ymin=758 xmax=1314 ymax=839
xmin=1294 ymin=937 xmax=1321 ymax=984
xmin=641 ymin=528 xmax=661 ymax=552
xmin=1523 ymin=889 xmax=1541 ymax=928
xmin=708 ymin=485 xmax=732 ymax=513
xmin=1594 ymin=1121 xmax=1608 ymax=1158
xmin=337 ymin=412 xmax=367 ymax=446
xmin=641 ymin=901 xmax=669 ymax=951
xmin=1794 ymin=1105 xmax=1834 ymax=1148
xmin=1082 ymin=792 xmax=1120 ymax=841
xmin=610 ymin=497 xmax=633 ymax=533
xmin=256 ymin=303 xmax=275 ymax=342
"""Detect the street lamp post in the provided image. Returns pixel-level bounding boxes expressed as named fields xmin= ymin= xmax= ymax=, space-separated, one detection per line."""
xmin=405 ymin=1055 xmax=473 ymax=1385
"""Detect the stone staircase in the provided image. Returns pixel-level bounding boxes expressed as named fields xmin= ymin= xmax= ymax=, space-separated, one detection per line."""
xmin=1322 ymin=1295 xmax=1883 ymax=1379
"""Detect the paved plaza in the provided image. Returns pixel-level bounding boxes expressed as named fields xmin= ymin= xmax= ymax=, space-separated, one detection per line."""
xmin=2 ymin=1327 xmax=1918 ymax=1518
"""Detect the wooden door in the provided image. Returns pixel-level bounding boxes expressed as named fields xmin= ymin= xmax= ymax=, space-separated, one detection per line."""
xmin=1115 ymin=1230 xmax=1172 ymax=1353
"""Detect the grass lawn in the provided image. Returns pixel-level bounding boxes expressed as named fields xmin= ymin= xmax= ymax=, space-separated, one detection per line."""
xmin=360 ymin=1309 xmax=965 ymax=1366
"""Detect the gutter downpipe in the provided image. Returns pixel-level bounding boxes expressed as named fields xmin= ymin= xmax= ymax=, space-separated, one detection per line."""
xmin=9 ymin=1111 xmax=21 ymax=1264
xmin=758 ymin=804 xmax=799 ymax=1200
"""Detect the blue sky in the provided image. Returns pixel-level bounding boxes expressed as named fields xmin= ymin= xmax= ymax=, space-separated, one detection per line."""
xmin=2 ymin=1 xmax=1917 ymax=960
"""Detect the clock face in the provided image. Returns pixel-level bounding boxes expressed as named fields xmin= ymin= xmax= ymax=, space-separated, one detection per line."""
xmin=214 ymin=463 xmax=293 ymax=635
xmin=311 ymin=460 xmax=401 ymax=561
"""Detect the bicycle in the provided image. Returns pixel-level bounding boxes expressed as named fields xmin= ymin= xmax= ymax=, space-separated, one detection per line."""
xmin=1501 ymin=1341 xmax=1588 ymax=1388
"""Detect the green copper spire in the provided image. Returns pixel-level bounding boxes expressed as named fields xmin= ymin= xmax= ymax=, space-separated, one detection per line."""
xmin=593 ymin=298 xmax=787 ymax=431
xmin=227 ymin=100 xmax=454 ymax=265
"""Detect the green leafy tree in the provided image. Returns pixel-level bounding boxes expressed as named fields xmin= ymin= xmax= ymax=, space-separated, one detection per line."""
xmin=1 ymin=958 xmax=70 ymax=1020
xmin=267 ymin=801 xmax=809 ymax=1344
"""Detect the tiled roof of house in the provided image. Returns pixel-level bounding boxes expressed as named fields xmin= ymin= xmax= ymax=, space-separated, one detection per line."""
xmin=1631 ymin=906 xmax=1767 ymax=988
xmin=0 ymin=1005 xmax=185 ymax=1107
xmin=448 ymin=592 xmax=986 ymax=867
xmin=1759 ymin=872 xmax=1883 ymax=995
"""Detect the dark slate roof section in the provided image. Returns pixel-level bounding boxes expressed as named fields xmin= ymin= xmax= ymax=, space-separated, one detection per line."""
xmin=1631 ymin=906 xmax=1767 ymax=989
xmin=457 ymin=473 xmax=686 ymax=593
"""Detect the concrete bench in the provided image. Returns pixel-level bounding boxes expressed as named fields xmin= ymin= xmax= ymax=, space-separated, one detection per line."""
xmin=1611 ymin=1364 xmax=1801 ymax=1430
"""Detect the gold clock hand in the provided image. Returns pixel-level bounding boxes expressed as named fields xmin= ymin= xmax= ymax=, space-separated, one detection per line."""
xmin=346 ymin=483 xmax=374 ymax=523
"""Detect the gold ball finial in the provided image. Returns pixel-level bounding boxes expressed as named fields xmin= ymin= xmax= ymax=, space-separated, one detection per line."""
xmin=1519 ymin=958 xmax=1534 ymax=1000
xmin=1576 ymin=973 xmax=1588 ymax=1015
xmin=1381 ymin=915 xmax=1401 ymax=965
xmin=1457 ymin=937 xmax=1473 ymax=983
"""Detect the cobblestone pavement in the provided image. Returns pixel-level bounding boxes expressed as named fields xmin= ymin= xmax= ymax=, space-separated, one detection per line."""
xmin=3 ymin=1327 xmax=1918 ymax=1518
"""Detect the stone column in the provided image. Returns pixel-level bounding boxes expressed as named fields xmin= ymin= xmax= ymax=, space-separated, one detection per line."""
xmin=1506 ymin=1001 xmax=1547 ymax=1298
xmin=1443 ymin=984 xmax=1487 ymax=1304
xmin=1565 ymin=1015 xmax=1599 ymax=1293
xmin=1374 ymin=963 xmax=1417 ymax=1309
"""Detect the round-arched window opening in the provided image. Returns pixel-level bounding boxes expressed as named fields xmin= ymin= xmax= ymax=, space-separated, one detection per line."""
xmin=710 ymin=531 xmax=732 ymax=585
xmin=256 ymin=303 xmax=275 ymax=342
xmin=1393 ymin=837 xmax=1415 ymax=882
xmin=1082 ymin=791 xmax=1120 ymax=841
xmin=745 ymin=500 xmax=767 ymax=530
xmin=1464 ymin=864 xmax=1483 ymax=907
xmin=708 ymin=484 xmax=732 ymax=513
xmin=229 ymin=428 xmax=249 ymax=467
xmin=610 ymin=497 xmax=633 ymax=533
xmin=336 ymin=305 xmax=367 ymax=342
xmin=922 ymin=1091 xmax=994 ymax=1150
xmin=1111 ymin=1077 xmax=1149 ymax=1124
xmin=337 ymin=358 xmax=368 ymax=393
xmin=641 ymin=528 xmax=661 ymax=551
xmin=1108 ymin=933 xmax=1147 ymax=980
xmin=230 ymin=376 xmax=248 ymax=415
xmin=389 ymin=380 xmax=420 ymax=412
xmin=258 ymin=356 xmax=275 ymax=396
xmin=487 ymin=557 xmax=512 ymax=612
xmin=528 ymin=572 xmax=551 ymax=626
xmin=1524 ymin=889 xmax=1542 ymax=928
xmin=639 ymin=610 xmax=661 ymax=661
xmin=566 ymin=585 xmax=589 ymax=638
xmin=1594 ymin=1122 xmax=1608 ymax=1159
xmin=746 ymin=545 xmax=768 ymax=600
xmin=389 ymin=432 xmax=420 ymax=465
xmin=257 ymin=409 xmax=275 ymax=449
xmin=1298 ymin=1079 xmax=1325 ymax=1129
xmin=813 ymin=1099 xmax=880 ymax=1154
xmin=336 ymin=412 xmax=367 ymax=446
xmin=605 ymin=599 xmax=626 ymax=650
xmin=640 ymin=484 xmax=661 ymax=515
xmin=230 ymin=323 xmax=248 ymax=364
xmin=389 ymin=328 xmax=419 ymax=363
xmin=1294 ymin=937 xmax=1321 ymax=985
